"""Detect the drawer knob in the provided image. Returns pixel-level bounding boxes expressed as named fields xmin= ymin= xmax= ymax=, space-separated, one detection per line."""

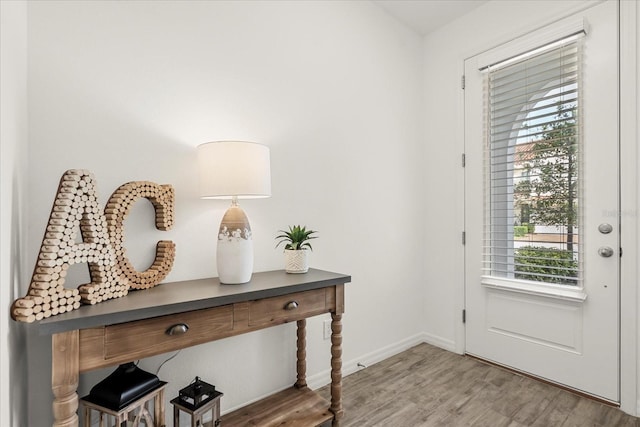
xmin=284 ymin=301 xmax=299 ymax=310
xmin=166 ymin=323 xmax=189 ymax=336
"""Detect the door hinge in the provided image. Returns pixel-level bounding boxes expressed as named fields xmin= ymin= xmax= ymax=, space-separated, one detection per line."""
xmin=462 ymin=153 xmax=466 ymax=167
xmin=461 ymin=75 xmax=465 ymax=90
xmin=462 ymin=309 xmax=466 ymax=324
xmin=462 ymin=231 xmax=466 ymax=245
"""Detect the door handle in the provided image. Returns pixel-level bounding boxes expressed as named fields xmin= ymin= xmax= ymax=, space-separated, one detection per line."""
xmin=598 ymin=247 xmax=614 ymax=258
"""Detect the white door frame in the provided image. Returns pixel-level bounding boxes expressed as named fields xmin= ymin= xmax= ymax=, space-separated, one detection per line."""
xmin=454 ymin=0 xmax=639 ymax=416
xmin=618 ymin=0 xmax=638 ymax=416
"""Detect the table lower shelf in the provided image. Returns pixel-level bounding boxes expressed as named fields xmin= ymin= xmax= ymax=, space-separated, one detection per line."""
xmin=221 ymin=386 xmax=334 ymax=427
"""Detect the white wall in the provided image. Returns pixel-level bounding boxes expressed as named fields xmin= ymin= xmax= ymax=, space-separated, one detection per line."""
xmin=24 ymin=1 xmax=425 ymax=425
xmin=422 ymin=0 xmax=639 ymax=415
xmin=0 ymin=1 xmax=29 ymax=425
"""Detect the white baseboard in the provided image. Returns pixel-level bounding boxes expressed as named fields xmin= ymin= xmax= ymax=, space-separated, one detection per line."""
xmin=308 ymin=332 xmax=456 ymax=390
xmin=422 ymin=331 xmax=457 ymax=353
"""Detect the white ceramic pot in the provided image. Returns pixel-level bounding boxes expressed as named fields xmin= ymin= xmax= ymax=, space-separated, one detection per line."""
xmin=284 ymin=249 xmax=309 ymax=273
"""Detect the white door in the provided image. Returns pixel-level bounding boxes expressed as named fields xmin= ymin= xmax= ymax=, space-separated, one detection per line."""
xmin=464 ymin=1 xmax=619 ymax=402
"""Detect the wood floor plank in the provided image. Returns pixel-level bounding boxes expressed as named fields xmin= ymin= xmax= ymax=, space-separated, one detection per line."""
xmin=221 ymin=387 xmax=332 ymax=426
xmin=317 ymin=343 xmax=639 ymax=426
xmin=529 ymin=389 xmax=577 ymax=427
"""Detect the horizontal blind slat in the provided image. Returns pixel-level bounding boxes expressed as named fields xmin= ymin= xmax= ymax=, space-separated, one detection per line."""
xmin=489 ymin=79 xmax=578 ymax=110
xmin=490 ymin=89 xmax=578 ymax=121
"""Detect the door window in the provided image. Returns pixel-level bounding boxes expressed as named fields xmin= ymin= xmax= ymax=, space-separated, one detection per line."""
xmin=484 ymin=37 xmax=583 ymax=287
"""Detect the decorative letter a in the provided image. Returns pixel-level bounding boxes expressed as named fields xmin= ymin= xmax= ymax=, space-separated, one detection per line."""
xmin=11 ymin=170 xmax=120 ymax=322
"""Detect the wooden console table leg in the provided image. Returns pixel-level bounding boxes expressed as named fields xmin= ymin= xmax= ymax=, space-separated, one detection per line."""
xmin=52 ymin=330 xmax=79 ymax=427
xmin=330 ymin=313 xmax=343 ymax=426
xmin=155 ymin=387 xmax=165 ymax=425
xmin=295 ymin=319 xmax=307 ymax=388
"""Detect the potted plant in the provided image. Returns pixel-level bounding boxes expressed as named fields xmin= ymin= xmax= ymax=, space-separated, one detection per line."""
xmin=275 ymin=225 xmax=318 ymax=273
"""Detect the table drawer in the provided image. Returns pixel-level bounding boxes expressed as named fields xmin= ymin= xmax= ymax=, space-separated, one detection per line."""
xmin=104 ymin=305 xmax=234 ymax=360
xmin=249 ymin=289 xmax=328 ymax=327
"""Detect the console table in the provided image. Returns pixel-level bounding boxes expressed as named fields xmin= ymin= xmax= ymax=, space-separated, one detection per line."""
xmin=38 ymin=268 xmax=351 ymax=427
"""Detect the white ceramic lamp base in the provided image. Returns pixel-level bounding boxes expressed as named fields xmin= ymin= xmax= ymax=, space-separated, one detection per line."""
xmin=217 ymin=203 xmax=253 ymax=284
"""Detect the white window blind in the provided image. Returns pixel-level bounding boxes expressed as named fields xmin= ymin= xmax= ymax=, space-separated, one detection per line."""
xmin=483 ymin=37 xmax=583 ymax=286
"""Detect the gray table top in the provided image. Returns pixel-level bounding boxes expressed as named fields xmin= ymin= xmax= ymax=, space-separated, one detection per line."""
xmin=38 ymin=269 xmax=351 ymax=335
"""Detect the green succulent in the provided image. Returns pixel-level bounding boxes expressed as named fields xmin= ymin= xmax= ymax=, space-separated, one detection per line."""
xmin=275 ymin=225 xmax=318 ymax=251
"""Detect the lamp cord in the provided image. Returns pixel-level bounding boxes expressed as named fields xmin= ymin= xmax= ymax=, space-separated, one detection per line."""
xmin=155 ymin=350 xmax=181 ymax=376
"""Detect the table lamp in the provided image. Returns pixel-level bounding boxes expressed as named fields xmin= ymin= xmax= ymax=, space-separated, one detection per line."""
xmin=197 ymin=141 xmax=271 ymax=284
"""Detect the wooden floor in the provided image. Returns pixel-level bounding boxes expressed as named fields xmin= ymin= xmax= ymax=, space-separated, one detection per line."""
xmin=318 ymin=343 xmax=639 ymax=426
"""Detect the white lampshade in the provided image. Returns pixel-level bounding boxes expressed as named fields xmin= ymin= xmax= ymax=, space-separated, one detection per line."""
xmin=196 ymin=140 xmax=271 ymax=284
xmin=197 ymin=141 xmax=271 ymax=199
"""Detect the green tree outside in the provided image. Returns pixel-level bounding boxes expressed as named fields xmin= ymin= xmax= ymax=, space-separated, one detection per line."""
xmin=513 ymin=104 xmax=579 ymax=284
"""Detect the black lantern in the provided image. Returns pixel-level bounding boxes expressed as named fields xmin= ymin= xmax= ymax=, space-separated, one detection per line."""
xmin=171 ymin=377 xmax=223 ymax=427
xmin=81 ymin=363 xmax=167 ymax=427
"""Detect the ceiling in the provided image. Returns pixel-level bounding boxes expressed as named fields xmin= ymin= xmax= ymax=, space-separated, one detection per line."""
xmin=373 ymin=0 xmax=489 ymax=35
